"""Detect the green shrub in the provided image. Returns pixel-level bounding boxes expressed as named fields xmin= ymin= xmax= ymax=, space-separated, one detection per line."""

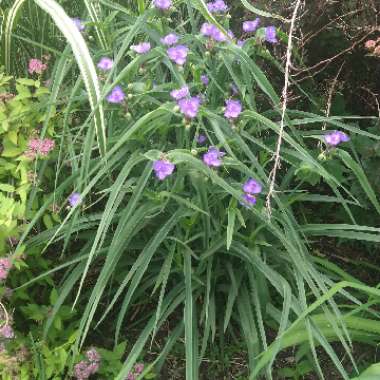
xmin=1 ymin=1 xmax=380 ymax=379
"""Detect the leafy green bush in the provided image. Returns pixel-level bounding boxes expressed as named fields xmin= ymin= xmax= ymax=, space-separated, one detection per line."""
xmin=1 ymin=0 xmax=380 ymax=379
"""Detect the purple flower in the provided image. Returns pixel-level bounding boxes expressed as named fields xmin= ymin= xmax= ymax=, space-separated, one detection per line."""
xmin=324 ymin=131 xmax=350 ymax=146
xmin=68 ymin=192 xmax=82 ymax=207
xmin=211 ymin=28 xmax=227 ymax=42
xmin=200 ymin=75 xmax=209 ymax=86
xmin=170 ymin=86 xmax=189 ymax=100
xmin=265 ymin=26 xmax=278 ymax=44
xmin=201 ymin=23 xmax=216 ymax=37
xmin=131 ymin=42 xmax=151 ymax=54
xmin=160 ymin=33 xmax=179 ymax=46
xmin=242 ymin=193 xmax=257 ymax=206
xmin=97 ymin=57 xmax=113 ymax=71
xmin=243 ymin=178 xmax=262 ymax=194
xmin=201 ymin=23 xmax=228 ymax=42
xmin=86 ymin=348 xmax=100 ymax=363
xmin=153 ymin=160 xmax=175 ymax=180
xmin=207 ymin=0 xmax=228 ymax=13
xmin=203 ymin=147 xmax=225 ymax=167
xmin=243 ymin=18 xmax=260 ymax=33
xmin=154 ymin=0 xmax=172 ymax=10
xmin=197 ymin=134 xmax=207 ymax=144
xmin=237 ymin=39 xmax=245 ymax=47
xmin=106 ymin=85 xmax=125 ymax=103
xmin=167 ymin=45 xmax=189 ymax=65
xmin=72 ymin=18 xmax=85 ymax=31
xmin=178 ymin=97 xmax=201 ymax=119
xmin=224 ymin=99 xmax=242 ymax=119
xmin=0 ymin=325 xmax=14 ymax=339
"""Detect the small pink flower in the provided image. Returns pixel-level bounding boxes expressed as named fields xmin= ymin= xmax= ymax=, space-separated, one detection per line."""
xmin=28 ymin=59 xmax=47 ymax=75
xmin=365 ymin=40 xmax=376 ymax=50
xmin=0 ymin=269 xmax=8 ymax=281
xmin=0 ymin=325 xmax=14 ymax=339
xmin=39 ymin=139 xmax=55 ymax=156
xmin=0 ymin=258 xmax=12 ymax=281
xmin=26 ymin=138 xmax=55 ymax=158
xmin=134 ymin=363 xmax=144 ymax=374
xmin=0 ymin=258 xmax=12 ymax=271
xmin=86 ymin=348 xmax=101 ymax=363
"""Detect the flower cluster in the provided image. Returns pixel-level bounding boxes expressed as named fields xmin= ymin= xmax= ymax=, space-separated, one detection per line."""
xmin=0 ymin=258 xmax=12 ymax=281
xmin=28 ymin=58 xmax=47 ymax=75
xmin=74 ymin=348 xmax=101 ymax=380
xmin=242 ymin=178 xmax=262 ymax=206
xmin=242 ymin=17 xmax=277 ymax=44
xmin=25 ymin=138 xmax=55 ymax=159
xmin=125 ymin=363 xmax=145 ymax=380
xmin=324 ymin=131 xmax=350 ymax=147
xmin=207 ymin=0 xmax=228 ymax=13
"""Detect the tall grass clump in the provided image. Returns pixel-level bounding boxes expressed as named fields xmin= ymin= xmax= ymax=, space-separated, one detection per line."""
xmin=2 ymin=0 xmax=380 ymax=378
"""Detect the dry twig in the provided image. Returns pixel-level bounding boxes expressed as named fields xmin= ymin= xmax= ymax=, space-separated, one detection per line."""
xmin=266 ymin=0 xmax=303 ymax=215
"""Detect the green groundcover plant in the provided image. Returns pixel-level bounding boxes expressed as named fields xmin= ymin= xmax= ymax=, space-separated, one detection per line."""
xmin=1 ymin=0 xmax=380 ymax=379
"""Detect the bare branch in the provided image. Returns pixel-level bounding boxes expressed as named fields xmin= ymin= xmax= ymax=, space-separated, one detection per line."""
xmin=266 ymin=0 xmax=303 ymax=216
